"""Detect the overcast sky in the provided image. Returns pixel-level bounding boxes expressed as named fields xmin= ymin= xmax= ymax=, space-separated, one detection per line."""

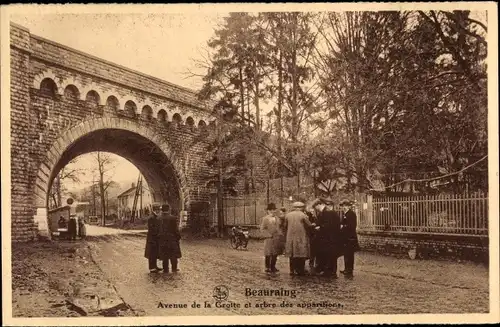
xmin=11 ymin=12 xmax=225 ymax=90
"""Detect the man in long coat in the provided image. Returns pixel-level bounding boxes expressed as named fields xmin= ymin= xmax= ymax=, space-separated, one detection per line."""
xmin=158 ymin=204 xmax=182 ymax=273
xmin=68 ymin=215 xmax=77 ymax=241
xmin=304 ymin=206 xmax=317 ymax=270
xmin=313 ymin=197 xmax=342 ymax=277
xmin=285 ymin=202 xmax=312 ymax=276
xmin=260 ymin=203 xmax=281 ymax=273
xmin=340 ymin=200 xmax=360 ymax=278
xmin=144 ymin=204 xmax=161 ymax=273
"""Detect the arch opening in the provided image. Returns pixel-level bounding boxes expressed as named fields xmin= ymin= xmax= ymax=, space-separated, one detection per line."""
xmin=47 ymin=129 xmax=183 ymax=211
xmin=36 ymin=122 xmax=188 ymax=238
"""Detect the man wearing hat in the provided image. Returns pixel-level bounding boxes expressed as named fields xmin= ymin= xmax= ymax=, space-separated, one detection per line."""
xmin=158 ymin=204 xmax=182 ymax=273
xmin=313 ymin=197 xmax=342 ymax=277
xmin=284 ymin=201 xmax=313 ymax=276
xmin=260 ymin=203 xmax=281 ymax=273
xmin=145 ymin=204 xmax=161 ymax=273
xmin=340 ymin=200 xmax=360 ymax=277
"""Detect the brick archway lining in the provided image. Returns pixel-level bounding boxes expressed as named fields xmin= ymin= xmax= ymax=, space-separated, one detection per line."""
xmin=33 ymin=117 xmax=190 ymax=238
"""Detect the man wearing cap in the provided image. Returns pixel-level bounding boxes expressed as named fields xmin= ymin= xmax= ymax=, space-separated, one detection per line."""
xmin=145 ymin=204 xmax=161 ymax=273
xmin=313 ymin=197 xmax=342 ymax=277
xmin=158 ymin=204 xmax=182 ymax=273
xmin=340 ymin=200 xmax=360 ymax=278
xmin=284 ymin=201 xmax=312 ymax=276
xmin=260 ymin=203 xmax=281 ymax=273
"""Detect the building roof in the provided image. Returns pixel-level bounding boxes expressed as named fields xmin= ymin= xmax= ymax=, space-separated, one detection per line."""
xmin=117 ymin=186 xmax=137 ymax=198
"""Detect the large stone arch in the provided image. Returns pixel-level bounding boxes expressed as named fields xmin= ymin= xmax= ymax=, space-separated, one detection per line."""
xmin=33 ymin=117 xmax=190 ymax=238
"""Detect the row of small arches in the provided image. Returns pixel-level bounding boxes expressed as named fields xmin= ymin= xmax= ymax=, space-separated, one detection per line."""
xmin=36 ymin=76 xmax=214 ymax=128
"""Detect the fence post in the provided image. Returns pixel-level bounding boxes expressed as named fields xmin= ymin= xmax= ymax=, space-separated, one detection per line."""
xmin=367 ymin=194 xmax=373 ymax=229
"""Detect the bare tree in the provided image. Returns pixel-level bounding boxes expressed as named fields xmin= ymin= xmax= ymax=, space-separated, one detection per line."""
xmin=92 ymin=151 xmax=118 ymax=225
xmin=49 ymin=158 xmax=86 ymax=208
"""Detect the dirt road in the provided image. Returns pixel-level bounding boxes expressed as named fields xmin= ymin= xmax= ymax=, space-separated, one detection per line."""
xmin=88 ymin=233 xmax=489 ymax=315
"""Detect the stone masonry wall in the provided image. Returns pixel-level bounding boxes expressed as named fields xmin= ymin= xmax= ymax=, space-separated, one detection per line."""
xmin=10 ymin=23 xmax=217 ymax=242
xmin=10 ymin=24 xmax=38 ymax=242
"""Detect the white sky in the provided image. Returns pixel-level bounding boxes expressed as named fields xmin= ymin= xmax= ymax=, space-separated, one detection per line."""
xmin=11 ymin=12 xmax=226 ymax=90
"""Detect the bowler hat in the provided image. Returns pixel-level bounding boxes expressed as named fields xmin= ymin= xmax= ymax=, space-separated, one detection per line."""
xmin=161 ymin=204 xmax=171 ymax=212
xmin=266 ymin=203 xmax=277 ymax=210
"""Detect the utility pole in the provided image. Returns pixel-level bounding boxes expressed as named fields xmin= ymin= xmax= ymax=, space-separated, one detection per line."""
xmin=92 ymin=177 xmax=96 ymax=216
xmin=106 ymin=191 xmax=109 ymax=222
xmin=139 ymin=180 xmax=143 ymax=219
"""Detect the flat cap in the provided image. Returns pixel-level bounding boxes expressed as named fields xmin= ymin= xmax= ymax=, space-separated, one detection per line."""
xmin=292 ymin=201 xmax=305 ymax=208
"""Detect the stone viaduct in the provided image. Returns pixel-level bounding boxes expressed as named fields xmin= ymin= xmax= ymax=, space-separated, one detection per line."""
xmin=10 ymin=23 xmax=218 ymax=242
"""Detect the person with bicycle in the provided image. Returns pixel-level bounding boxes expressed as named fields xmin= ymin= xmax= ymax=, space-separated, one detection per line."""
xmin=260 ymin=203 xmax=281 ymax=273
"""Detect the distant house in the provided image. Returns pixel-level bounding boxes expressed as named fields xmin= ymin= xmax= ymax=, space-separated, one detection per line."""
xmin=117 ymin=183 xmax=153 ymax=220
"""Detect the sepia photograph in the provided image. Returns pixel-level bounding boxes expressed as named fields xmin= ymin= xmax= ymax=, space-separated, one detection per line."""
xmin=1 ymin=2 xmax=498 ymax=325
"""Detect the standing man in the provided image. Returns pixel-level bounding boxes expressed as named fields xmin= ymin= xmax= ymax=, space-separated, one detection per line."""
xmin=285 ymin=202 xmax=312 ymax=276
xmin=260 ymin=203 xmax=281 ymax=273
xmin=68 ymin=215 xmax=77 ymax=241
xmin=78 ymin=217 xmax=87 ymax=239
xmin=144 ymin=204 xmax=161 ymax=273
xmin=340 ymin=200 xmax=360 ymax=278
xmin=276 ymin=208 xmax=287 ymax=256
xmin=304 ymin=205 xmax=317 ymax=271
xmin=158 ymin=204 xmax=182 ymax=273
xmin=313 ymin=197 xmax=342 ymax=278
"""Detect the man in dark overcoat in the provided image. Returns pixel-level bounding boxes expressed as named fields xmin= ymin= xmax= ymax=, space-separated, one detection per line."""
xmin=158 ymin=204 xmax=182 ymax=273
xmin=304 ymin=207 xmax=318 ymax=271
xmin=313 ymin=197 xmax=342 ymax=277
xmin=68 ymin=215 xmax=77 ymax=241
xmin=144 ymin=204 xmax=161 ymax=273
xmin=340 ymin=200 xmax=360 ymax=278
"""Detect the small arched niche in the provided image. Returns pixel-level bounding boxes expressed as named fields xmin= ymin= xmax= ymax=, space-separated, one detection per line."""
xmin=40 ymin=78 xmax=58 ymax=97
xmin=157 ymin=109 xmax=167 ymax=123
xmin=106 ymin=95 xmax=120 ymax=111
xmin=125 ymin=100 xmax=137 ymax=115
xmin=172 ymin=113 xmax=183 ymax=127
xmin=63 ymin=85 xmax=80 ymax=100
xmin=141 ymin=105 xmax=153 ymax=120
xmin=85 ymin=90 xmax=101 ymax=107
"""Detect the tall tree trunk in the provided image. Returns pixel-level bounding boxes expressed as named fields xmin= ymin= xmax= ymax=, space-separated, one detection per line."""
xmin=277 ymin=18 xmax=284 ymax=205
xmin=254 ymin=62 xmax=260 ymax=130
xmin=239 ymin=66 xmax=245 ymax=123
xmin=56 ymin=174 xmax=62 ymax=207
xmin=291 ymin=15 xmax=300 ymax=197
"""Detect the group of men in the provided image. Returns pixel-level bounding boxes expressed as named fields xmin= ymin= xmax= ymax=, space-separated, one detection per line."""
xmin=144 ymin=204 xmax=182 ymax=273
xmin=260 ymin=198 xmax=359 ymax=278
